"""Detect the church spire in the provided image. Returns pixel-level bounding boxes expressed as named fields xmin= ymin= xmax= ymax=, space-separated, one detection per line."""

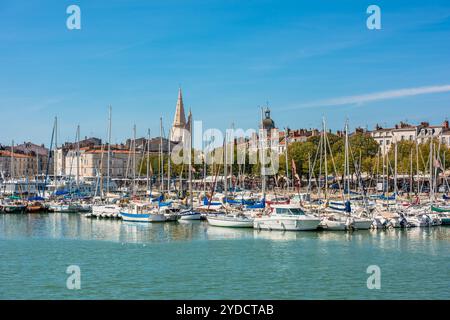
xmin=171 ymin=87 xmax=188 ymax=142
xmin=173 ymin=87 xmax=186 ymax=127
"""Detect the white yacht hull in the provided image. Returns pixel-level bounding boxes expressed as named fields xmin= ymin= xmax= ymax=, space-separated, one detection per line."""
xmin=120 ymin=212 xmax=167 ymax=222
xmin=92 ymin=205 xmax=121 ymax=218
xmin=321 ymin=219 xmax=348 ymax=231
xmin=51 ymin=205 xmax=78 ymax=213
xmin=352 ymin=218 xmax=373 ymax=230
xmin=207 ymin=216 xmax=253 ymax=228
xmin=179 ymin=212 xmax=202 ymax=220
xmin=254 ymin=217 xmax=320 ymax=231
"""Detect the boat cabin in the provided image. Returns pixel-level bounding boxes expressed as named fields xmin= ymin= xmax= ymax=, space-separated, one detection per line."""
xmin=271 ymin=205 xmax=306 ymax=216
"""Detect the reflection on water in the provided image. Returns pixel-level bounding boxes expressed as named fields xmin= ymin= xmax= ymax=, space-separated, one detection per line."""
xmin=1 ymin=213 xmax=449 ymax=300
xmin=206 ymin=225 xmax=254 ymax=240
xmin=1 ymin=213 xmax=449 ymax=248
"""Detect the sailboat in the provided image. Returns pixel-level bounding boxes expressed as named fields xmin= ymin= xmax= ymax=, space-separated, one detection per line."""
xmin=120 ymin=202 xmax=180 ymax=222
xmin=431 ymin=206 xmax=450 ymax=225
xmin=210 ymin=126 xmax=256 ymax=227
xmin=179 ymin=113 xmax=201 ymax=221
xmin=207 ymin=212 xmax=254 ymax=228
xmin=1 ymin=198 xmax=26 ymax=213
xmin=254 ymin=204 xmax=320 ymax=231
xmin=91 ymin=106 xmax=122 ymax=218
xmin=322 ymin=120 xmax=373 ymax=230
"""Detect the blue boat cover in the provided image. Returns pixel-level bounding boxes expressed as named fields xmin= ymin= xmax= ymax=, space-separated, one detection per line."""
xmin=246 ymin=198 xmax=265 ymax=209
xmin=28 ymin=196 xmax=45 ymax=201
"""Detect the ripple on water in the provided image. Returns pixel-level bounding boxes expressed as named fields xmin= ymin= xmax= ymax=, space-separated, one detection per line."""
xmin=0 ymin=213 xmax=449 ymax=299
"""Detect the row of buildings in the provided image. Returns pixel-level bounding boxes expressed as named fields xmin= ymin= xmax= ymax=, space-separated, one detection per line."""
xmin=370 ymin=120 xmax=450 ymax=154
xmin=0 ymin=142 xmax=52 ymax=180
xmin=266 ymin=109 xmax=450 ymax=155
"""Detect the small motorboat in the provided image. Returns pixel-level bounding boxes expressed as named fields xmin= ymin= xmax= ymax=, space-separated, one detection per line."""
xmin=351 ymin=216 xmax=373 ymax=230
xmin=120 ymin=203 xmax=180 ymax=223
xmin=179 ymin=210 xmax=202 ymax=220
xmin=2 ymin=203 xmax=27 ymax=213
xmin=320 ymin=214 xmax=350 ymax=231
xmin=254 ymin=204 xmax=320 ymax=231
xmin=26 ymin=201 xmax=46 ymax=213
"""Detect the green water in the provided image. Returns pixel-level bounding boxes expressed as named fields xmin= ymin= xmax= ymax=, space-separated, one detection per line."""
xmin=0 ymin=213 xmax=449 ymax=299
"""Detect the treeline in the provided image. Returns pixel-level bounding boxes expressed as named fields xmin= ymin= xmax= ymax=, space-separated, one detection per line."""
xmin=138 ymin=133 xmax=450 ymax=180
xmin=281 ymin=133 xmax=450 ymax=179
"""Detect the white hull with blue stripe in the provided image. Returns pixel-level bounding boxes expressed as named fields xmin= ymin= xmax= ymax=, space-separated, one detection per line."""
xmin=120 ymin=212 xmax=167 ymax=222
xmin=179 ymin=210 xmax=202 ymax=220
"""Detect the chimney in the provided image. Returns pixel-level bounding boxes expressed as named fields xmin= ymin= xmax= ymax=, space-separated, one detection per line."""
xmin=443 ymin=120 xmax=449 ymax=129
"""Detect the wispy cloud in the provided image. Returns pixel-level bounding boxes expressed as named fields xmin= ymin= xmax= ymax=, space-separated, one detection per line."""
xmin=285 ymin=84 xmax=450 ymax=110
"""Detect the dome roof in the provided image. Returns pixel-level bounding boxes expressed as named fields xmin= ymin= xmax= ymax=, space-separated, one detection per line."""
xmin=263 ymin=118 xmax=275 ymax=130
xmin=262 ymin=108 xmax=275 ymax=130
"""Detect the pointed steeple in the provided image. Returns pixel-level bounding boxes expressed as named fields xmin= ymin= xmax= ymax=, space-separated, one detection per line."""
xmin=171 ymin=88 xmax=188 ymax=142
xmin=173 ymin=88 xmax=186 ymax=127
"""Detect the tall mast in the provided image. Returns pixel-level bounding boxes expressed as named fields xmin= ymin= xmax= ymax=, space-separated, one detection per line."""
xmin=318 ymin=130 xmax=323 ymax=199
xmin=203 ymin=134 xmax=207 ymax=195
xmin=410 ymin=149 xmax=413 ymax=194
xmin=188 ymin=115 xmax=193 ymax=208
xmin=167 ymin=130 xmax=171 ymax=192
xmin=323 ymin=118 xmax=328 ymax=200
xmin=394 ymin=139 xmax=398 ymax=195
xmin=224 ymin=129 xmax=228 ymax=193
xmin=416 ymin=136 xmax=419 ymax=193
xmin=10 ymin=140 xmax=14 ymax=180
xmin=429 ymin=135 xmax=433 ymax=203
xmin=260 ymin=107 xmax=266 ymax=197
xmin=307 ymin=153 xmax=312 ymax=193
xmin=133 ymin=124 xmax=136 ymax=196
xmin=344 ymin=120 xmax=350 ymax=200
xmin=160 ymin=117 xmax=164 ymax=193
xmin=54 ymin=116 xmax=58 ymax=183
xmin=146 ymin=129 xmax=151 ymax=195
xmin=382 ymin=138 xmax=386 ymax=194
xmin=36 ymin=152 xmax=39 ymax=178
xmin=230 ymin=122 xmax=235 ymax=193
xmin=98 ymin=143 xmax=105 ymax=198
xmin=106 ymin=105 xmax=112 ymax=195
xmin=284 ymin=127 xmax=289 ymax=191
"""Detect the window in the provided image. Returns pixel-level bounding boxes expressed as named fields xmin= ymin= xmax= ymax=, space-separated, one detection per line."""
xmin=276 ymin=208 xmax=290 ymax=214
xmin=289 ymin=208 xmax=305 ymax=215
xmin=386 ymin=140 xmax=390 ymax=145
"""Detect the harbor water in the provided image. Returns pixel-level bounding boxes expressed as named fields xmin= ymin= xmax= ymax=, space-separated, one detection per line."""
xmin=0 ymin=213 xmax=449 ymax=299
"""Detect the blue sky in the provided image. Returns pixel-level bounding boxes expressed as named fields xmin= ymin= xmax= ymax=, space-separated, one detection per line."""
xmin=1 ymin=0 xmax=450 ymax=146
